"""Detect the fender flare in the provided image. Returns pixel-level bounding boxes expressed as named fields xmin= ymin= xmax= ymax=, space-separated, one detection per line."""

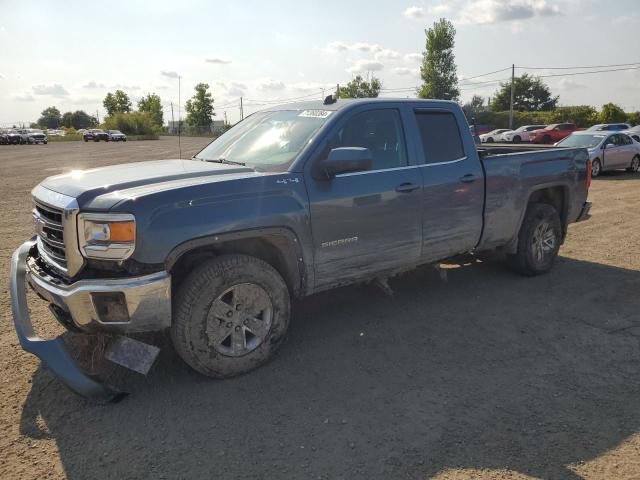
xmin=165 ymin=227 xmax=308 ymax=297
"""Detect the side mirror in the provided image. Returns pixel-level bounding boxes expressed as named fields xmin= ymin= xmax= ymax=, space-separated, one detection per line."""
xmin=321 ymin=147 xmax=372 ymax=178
xmin=604 ymin=143 xmax=615 ymax=149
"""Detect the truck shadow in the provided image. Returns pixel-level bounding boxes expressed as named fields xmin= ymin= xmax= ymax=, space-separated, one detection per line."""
xmin=19 ymin=255 xmax=640 ymax=479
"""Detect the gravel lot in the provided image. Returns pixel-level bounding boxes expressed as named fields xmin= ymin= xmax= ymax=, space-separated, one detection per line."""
xmin=1 ymin=137 xmax=639 ymax=479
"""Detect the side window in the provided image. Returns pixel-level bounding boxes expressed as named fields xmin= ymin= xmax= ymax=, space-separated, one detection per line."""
xmin=622 ymin=134 xmax=632 ymax=145
xmin=332 ymin=109 xmax=408 ymax=170
xmin=414 ymin=111 xmax=465 ymax=164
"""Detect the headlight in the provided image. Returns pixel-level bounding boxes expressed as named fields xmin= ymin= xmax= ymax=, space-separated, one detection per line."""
xmin=78 ymin=213 xmax=136 ymax=260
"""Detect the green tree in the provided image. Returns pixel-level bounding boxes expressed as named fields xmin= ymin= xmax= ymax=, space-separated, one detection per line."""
xmin=185 ymin=83 xmax=215 ymax=127
xmin=491 ymin=74 xmax=558 ymax=112
xmin=103 ymin=90 xmax=132 ymax=116
xmin=338 ymin=75 xmax=382 ymax=98
xmin=102 ymin=111 xmax=160 ymax=135
xmin=599 ymin=103 xmax=627 ymax=123
xmin=553 ymin=105 xmax=598 ymax=127
xmin=38 ymin=106 xmax=62 ymax=129
xmin=61 ymin=110 xmax=98 ymax=129
xmin=627 ymin=111 xmax=640 ymax=126
xmin=462 ymin=95 xmax=486 ymax=119
xmin=138 ymin=93 xmax=164 ymax=126
xmin=417 ymin=18 xmax=459 ymax=101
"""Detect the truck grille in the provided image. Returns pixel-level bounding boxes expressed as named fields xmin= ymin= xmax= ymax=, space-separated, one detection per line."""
xmin=33 ymin=200 xmax=67 ymax=270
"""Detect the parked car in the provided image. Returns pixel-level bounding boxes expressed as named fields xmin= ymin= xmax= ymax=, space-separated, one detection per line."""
xmin=83 ymin=129 xmax=110 ymax=142
xmin=530 ymin=123 xmax=579 ymax=144
xmin=1 ymin=129 xmax=22 ymax=145
xmin=621 ymin=125 xmax=640 ymax=142
xmin=556 ymin=131 xmax=640 ymax=177
xmin=501 ymin=125 xmax=547 ymax=143
xmin=10 ymin=98 xmax=591 ymax=400
xmin=18 ymin=129 xmax=48 ymax=144
xmin=479 ymin=128 xmax=512 ymax=143
xmin=107 ymin=130 xmax=127 ymax=142
xmin=586 ymin=123 xmax=631 ymax=132
xmin=47 ymin=129 xmax=66 ymax=137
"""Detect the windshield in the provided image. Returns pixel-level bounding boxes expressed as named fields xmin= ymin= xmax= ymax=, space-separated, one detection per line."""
xmin=557 ymin=134 xmax=605 ymax=148
xmin=194 ymin=110 xmax=331 ymax=171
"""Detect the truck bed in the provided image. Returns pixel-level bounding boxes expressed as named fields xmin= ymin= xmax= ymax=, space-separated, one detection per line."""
xmin=477 ymin=147 xmax=589 ymax=251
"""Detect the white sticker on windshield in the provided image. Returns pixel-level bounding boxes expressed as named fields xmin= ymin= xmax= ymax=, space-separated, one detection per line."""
xmin=298 ymin=110 xmax=333 ymax=118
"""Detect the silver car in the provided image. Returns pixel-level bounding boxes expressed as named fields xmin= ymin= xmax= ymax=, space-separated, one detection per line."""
xmin=621 ymin=125 xmax=640 ymax=142
xmin=556 ymin=131 xmax=640 ymax=177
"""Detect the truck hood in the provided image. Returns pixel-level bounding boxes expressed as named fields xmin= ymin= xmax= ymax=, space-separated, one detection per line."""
xmin=41 ymin=159 xmax=257 ymax=209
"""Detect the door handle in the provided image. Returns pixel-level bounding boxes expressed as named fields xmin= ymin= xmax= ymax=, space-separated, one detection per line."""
xmin=395 ymin=182 xmax=420 ymax=193
xmin=460 ymin=174 xmax=478 ymax=183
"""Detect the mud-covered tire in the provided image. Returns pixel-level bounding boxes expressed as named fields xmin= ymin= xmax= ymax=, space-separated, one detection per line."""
xmin=508 ymin=203 xmax=562 ymax=276
xmin=171 ymin=254 xmax=290 ymax=378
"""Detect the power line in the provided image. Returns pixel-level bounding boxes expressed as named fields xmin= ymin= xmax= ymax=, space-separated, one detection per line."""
xmin=517 ymin=61 xmax=640 ymax=70
xmin=534 ymin=65 xmax=640 ymax=78
xmin=459 ymin=67 xmax=511 ymax=81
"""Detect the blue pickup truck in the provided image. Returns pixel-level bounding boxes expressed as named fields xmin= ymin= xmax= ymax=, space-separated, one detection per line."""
xmin=10 ymin=98 xmax=591 ymax=399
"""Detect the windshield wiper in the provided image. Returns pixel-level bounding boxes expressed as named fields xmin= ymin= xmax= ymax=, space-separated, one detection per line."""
xmin=205 ymin=157 xmax=246 ymax=166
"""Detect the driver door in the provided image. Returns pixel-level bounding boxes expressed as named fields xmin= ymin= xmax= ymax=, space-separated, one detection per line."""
xmin=305 ymin=106 xmax=423 ymax=288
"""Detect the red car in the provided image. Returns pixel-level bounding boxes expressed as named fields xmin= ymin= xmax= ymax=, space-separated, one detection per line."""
xmin=530 ymin=123 xmax=579 ymax=144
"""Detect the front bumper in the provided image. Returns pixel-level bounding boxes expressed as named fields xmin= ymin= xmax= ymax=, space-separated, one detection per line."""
xmin=10 ymin=240 xmax=171 ymax=400
xmin=26 ymin=244 xmax=171 ymax=333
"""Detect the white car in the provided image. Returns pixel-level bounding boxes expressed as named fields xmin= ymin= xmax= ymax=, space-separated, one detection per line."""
xmin=501 ymin=125 xmax=547 ymax=143
xmin=479 ymin=129 xmax=512 ymax=143
xmin=556 ymin=131 xmax=640 ymax=177
xmin=621 ymin=125 xmax=640 ymax=142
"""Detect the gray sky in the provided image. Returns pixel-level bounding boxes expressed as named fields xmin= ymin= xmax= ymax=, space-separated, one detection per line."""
xmin=1 ymin=0 xmax=639 ymax=126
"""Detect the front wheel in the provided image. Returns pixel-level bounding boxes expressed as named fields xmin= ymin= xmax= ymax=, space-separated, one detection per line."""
xmin=513 ymin=135 xmax=521 ymax=143
xmin=592 ymin=158 xmax=602 ymax=177
xmin=626 ymin=156 xmax=640 ymax=173
xmin=171 ymin=254 xmax=291 ymax=378
xmin=508 ymin=203 xmax=562 ymax=276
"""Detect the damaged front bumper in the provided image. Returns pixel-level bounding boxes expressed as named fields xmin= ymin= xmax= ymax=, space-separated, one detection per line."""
xmin=9 ymin=240 xmax=171 ymax=401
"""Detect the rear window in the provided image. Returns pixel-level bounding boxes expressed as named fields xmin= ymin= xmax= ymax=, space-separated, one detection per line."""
xmin=414 ymin=111 xmax=465 ymax=164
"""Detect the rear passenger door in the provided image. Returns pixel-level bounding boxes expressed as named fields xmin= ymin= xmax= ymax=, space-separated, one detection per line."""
xmin=412 ymin=109 xmax=485 ymax=262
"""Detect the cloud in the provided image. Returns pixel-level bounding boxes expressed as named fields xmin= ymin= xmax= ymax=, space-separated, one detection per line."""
xmin=258 ymin=79 xmax=286 ymax=91
xmin=405 ymin=53 xmax=422 ymax=62
xmin=429 ymin=3 xmax=450 ymax=14
xmin=375 ymin=49 xmax=402 ymax=60
xmin=458 ymin=0 xmax=561 ymax=25
xmin=289 ymin=82 xmax=330 ymax=92
xmin=321 ymin=41 xmax=381 ymax=53
xmin=558 ymin=78 xmax=586 ymax=90
xmin=403 ymin=6 xmax=424 ymax=18
xmin=347 ymin=60 xmax=384 ymax=74
xmin=82 ymin=81 xmax=106 ymax=89
xmin=0 ymin=72 xmax=4 ymax=79
xmin=12 ymin=92 xmax=35 ymax=101
xmin=217 ymin=81 xmax=247 ymax=96
xmin=161 ymin=70 xmax=179 ymax=79
xmin=205 ymin=55 xmax=232 ymax=64
xmin=393 ymin=67 xmax=420 ymax=76
xmin=32 ymin=84 xmax=69 ymax=97
xmin=111 ymin=84 xmax=140 ymax=90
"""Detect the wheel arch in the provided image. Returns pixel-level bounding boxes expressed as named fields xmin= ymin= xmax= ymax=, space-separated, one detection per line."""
xmin=166 ymin=227 xmax=307 ymax=298
xmin=506 ymin=184 xmax=570 ymax=254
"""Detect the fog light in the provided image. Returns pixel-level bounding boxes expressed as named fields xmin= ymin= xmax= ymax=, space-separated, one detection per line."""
xmin=92 ymin=292 xmax=130 ymax=323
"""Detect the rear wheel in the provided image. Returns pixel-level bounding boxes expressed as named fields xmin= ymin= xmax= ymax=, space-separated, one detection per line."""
xmin=592 ymin=158 xmax=602 ymax=177
xmin=487 ymin=137 xmax=494 ymax=143
xmin=626 ymin=155 xmax=640 ymax=173
xmin=508 ymin=203 xmax=562 ymax=276
xmin=543 ymin=135 xmax=552 ymax=144
xmin=171 ymin=254 xmax=291 ymax=378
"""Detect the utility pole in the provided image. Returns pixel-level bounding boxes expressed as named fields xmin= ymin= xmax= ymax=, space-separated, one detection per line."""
xmin=170 ymin=102 xmax=175 ymax=133
xmin=509 ymin=63 xmax=515 ymax=129
xmin=336 ymin=83 xmax=340 ymax=98
xmin=178 ymin=75 xmax=182 ymax=159
xmin=96 ymin=110 xmax=100 ymax=124
xmin=224 ymin=111 xmax=228 ymax=125
xmin=240 ymin=97 xmax=244 ymax=121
